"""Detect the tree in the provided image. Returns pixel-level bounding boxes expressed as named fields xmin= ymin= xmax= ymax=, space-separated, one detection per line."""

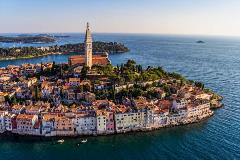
xmin=81 ymin=65 xmax=89 ymax=79
xmin=195 ymin=81 xmax=204 ymax=89
xmin=35 ymin=85 xmax=40 ymax=100
xmin=51 ymin=61 xmax=56 ymax=74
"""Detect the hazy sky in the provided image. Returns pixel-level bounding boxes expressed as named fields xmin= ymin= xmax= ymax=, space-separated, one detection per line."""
xmin=1 ymin=0 xmax=240 ymax=36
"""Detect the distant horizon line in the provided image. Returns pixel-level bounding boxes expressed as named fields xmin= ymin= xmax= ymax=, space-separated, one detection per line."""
xmin=1 ymin=32 xmax=240 ymax=38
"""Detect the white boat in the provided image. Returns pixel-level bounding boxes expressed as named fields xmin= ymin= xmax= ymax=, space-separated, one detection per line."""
xmin=81 ymin=139 xmax=87 ymax=143
xmin=57 ymin=139 xmax=64 ymax=144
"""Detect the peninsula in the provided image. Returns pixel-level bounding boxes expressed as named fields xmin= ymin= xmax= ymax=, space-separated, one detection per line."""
xmin=0 ymin=23 xmax=223 ymax=137
xmin=0 ymin=41 xmax=129 ymax=60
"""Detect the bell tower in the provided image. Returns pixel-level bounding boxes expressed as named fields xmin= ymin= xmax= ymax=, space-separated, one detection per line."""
xmin=84 ymin=22 xmax=93 ymax=68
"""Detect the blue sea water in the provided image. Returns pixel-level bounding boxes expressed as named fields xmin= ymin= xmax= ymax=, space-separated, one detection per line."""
xmin=0 ymin=33 xmax=240 ymax=160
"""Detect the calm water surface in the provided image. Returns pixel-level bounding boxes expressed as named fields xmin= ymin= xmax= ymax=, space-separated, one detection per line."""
xmin=0 ymin=33 xmax=239 ymax=160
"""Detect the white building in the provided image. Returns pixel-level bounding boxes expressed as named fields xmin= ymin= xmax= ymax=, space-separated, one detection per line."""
xmin=172 ymin=99 xmax=188 ymax=110
xmin=169 ymin=109 xmax=188 ymax=125
xmin=0 ymin=111 xmax=6 ymax=133
xmin=41 ymin=114 xmax=56 ymax=136
xmin=153 ymin=111 xmax=170 ymax=127
xmin=73 ymin=112 xmax=97 ymax=135
xmin=187 ymin=103 xmax=212 ymax=119
xmin=4 ymin=113 xmax=16 ymax=131
xmin=115 ymin=111 xmax=146 ymax=133
xmin=96 ymin=110 xmax=107 ymax=134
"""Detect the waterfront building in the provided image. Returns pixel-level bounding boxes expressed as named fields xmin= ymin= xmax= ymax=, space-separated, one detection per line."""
xmin=41 ymin=113 xmax=56 ymax=136
xmin=115 ymin=110 xmax=146 ymax=133
xmin=68 ymin=23 xmax=110 ymax=67
xmin=54 ymin=115 xmax=75 ymax=136
xmin=145 ymin=109 xmax=154 ymax=129
xmin=96 ymin=110 xmax=107 ymax=134
xmin=169 ymin=108 xmax=188 ymax=125
xmin=105 ymin=111 xmax=115 ymax=134
xmin=4 ymin=113 xmax=16 ymax=131
xmin=73 ymin=111 xmax=97 ymax=135
xmin=187 ymin=102 xmax=212 ymax=119
xmin=0 ymin=111 xmax=5 ymax=133
xmin=195 ymin=93 xmax=212 ymax=100
xmin=16 ymin=114 xmax=38 ymax=135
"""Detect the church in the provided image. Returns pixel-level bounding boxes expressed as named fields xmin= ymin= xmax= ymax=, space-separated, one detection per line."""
xmin=68 ymin=23 xmax=110 ymax=67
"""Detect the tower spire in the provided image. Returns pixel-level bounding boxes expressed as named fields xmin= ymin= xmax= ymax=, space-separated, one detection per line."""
xmin=87 ymin=22 xmax=90 ymax=30
xmin=84 ymin=22 xmax=93 ymax=68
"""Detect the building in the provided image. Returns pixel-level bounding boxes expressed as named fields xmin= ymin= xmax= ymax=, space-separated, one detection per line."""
xmin=69 ymin=78 xmax=81 ymax=87
xmin=41 ymin=113 xmax=56 ymax=136
xmin=68 ymin=23 xmax=110 ymax=67
xmin=4 ymin=113 xmax=16 ymax=131
xmin=73 ymin=111 xmax=97 ymax=135
xmin=54 ymin=115 xmax=75 ymax=136
xmin=76 ymin=92 xmax=96 ymax=103
xmin=172 ymin=99 xmax=188 ymax=110
xmin=0 ymin=111 xmax=5 ymax=133
xmin=105 ymin=111 xmax=115 ymax=134
xmin=16 ymin=114 xmax=38 ymax=135
xmin=187 ymin=102 xmax=212 ymax=120
xmin=96 ymin=110 xmax=107 ymax=134
xmin=115 ymin=110 xmax=146 ymax=133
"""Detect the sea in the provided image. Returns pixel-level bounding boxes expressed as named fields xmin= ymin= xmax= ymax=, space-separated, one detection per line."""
xmin=0 ymin=33 xmax=239 ymax=160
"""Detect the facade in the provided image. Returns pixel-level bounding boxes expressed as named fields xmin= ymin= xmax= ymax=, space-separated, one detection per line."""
xmin=73 ymin=111 xmax=97 ymax=135
xmin=16 ymin=114 xmax=38 ymax=135
xmin=115 ymin=111 xmax=146 ymax=133
xmin=153 ymin=110 xmax=170 ymax=128
xmin=41 ymin=113 xmax=56 ymax=136
xmin=4 ymin=113 xmax=16 ymax=131
xmin=68 ymin=23 xmax=110 ymax=67
xmin=96 ymin=110 xmax=107 ymax=134
xmin=105 ymin=111 xmax=115 ymax=134
xmin=54 ymin=115 xmax=75 ymax=136
xmin=187 ymin=103 xmax=212 ymax=119
xmin=69 ymin=78 xmax=81 ymax=87
xmin=0 ymin=111 xmax=5 ymax=133
xmin=169 ymin=109 xmax=188 ymax=125
xmin=172 ymin=99 xmax=188 ymax=110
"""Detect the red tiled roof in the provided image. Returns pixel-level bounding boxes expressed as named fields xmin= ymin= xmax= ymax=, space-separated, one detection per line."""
xmin=69 ymin=55 xmax=110 ymax=66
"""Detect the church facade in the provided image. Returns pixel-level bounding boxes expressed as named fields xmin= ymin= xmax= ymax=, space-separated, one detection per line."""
xmin=68 ymin=23 xmax=110 ymax=67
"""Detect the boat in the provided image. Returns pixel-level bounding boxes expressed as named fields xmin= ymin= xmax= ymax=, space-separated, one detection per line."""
xmin=57 ymin=139 xmax=64 ymax=144
xmin=76 ymin=139 xmax=88 ymax=146
xmin=81 ymin=139 xmax=87 ymax=143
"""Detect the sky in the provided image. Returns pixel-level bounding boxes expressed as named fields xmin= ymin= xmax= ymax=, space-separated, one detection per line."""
xmin=1 ymin=0 xmax=240 ymax=36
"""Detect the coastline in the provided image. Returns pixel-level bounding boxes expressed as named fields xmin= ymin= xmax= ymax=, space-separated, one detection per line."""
xmin=0 ymin=52 xmax=63 ymax=61
xmin=0 ymin=51 xmax=127 ymax=61
xmin=0 ymin=111 xmax=214 ymax=139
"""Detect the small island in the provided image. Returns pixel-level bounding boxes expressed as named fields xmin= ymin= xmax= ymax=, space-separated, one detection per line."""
xmin=196 ymin=40 xmax=205 ymax=44
xmin=0 ymin=41 xmax=130 ymax=60
xmin=0 ymin=35 xmax=55 ymax=43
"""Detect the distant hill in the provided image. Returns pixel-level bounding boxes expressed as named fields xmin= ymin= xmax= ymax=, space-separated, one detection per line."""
xmin=0 ymin=36 xmax=55 ymax=43
xmin=196 ymin=40 xmax=205 ymax=44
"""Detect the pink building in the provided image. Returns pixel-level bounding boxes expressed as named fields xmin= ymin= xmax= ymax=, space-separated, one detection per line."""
xmin=106 ymin=111 xmax=115 ymax=134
